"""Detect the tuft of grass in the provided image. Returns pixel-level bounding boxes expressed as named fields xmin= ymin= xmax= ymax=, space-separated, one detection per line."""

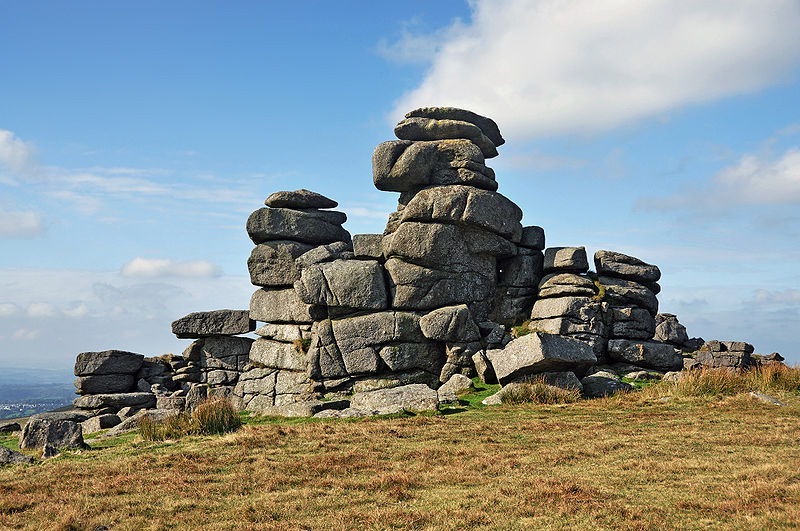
xmin=293 ymin=337 xmax=312 ymax=353
xmin=511 ymin=321 xmax=548 ymax=339
xmin=140 ymin=396 xmax=242 ymax=441
xmin=500 ymin=377 xmax=582 ymax=405
xmin=640 ymin=364 xmax=800 ymax=399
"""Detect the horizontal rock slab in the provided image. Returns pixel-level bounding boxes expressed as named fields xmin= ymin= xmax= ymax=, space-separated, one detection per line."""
xmin=81 ymin=414 xmax=121 ymax=434
xmin=295 ymin=241 xmax=353 ymax=269
xmin=607 ymin=339 xmax=682 ymax=371
xmin=252 ymin=399 xmax=350 ymax=417
xmin=487 ymin=332 xmax=597 ymax=385
xmin=0 ymin=446 xmax=33 ymax=465
xmin=295 ymin=259 xmax=388 ymax=310
xmin=598 ymin=276 xmax=659 ymax=316
xmin=74 ymin=374 xmax=135 ymax=395
xmin=373 ymin=139 xmax=498 ymax=193
xmin=690 ymin=349 xmax=751 ymax=368
xmin=594 ymin=250 xmax=661 ymax=283
xmin=530 ymin=296 xmax=607 ymax=323
xmin=543 ymin=247 xmax=589 ymax=274
xmin=249 ymin=287 xmax=317 ymax=323
xmin=400 ymin=185 xmax=522 ymax=241
xmin=581 ymin=371 xmax=633 ymax=398
xmin=182 ymin=336 xmax=253 ymax=372
xmin=378 ymin=343 xmax=444 ymax=373
xmin=255 ymin=323 xmax=310 ymax=342
xmin=246 ymin=207 xmax=350 ymax=245
xmin=264 ymin=189 xmax=338 ymax=209
xmin=352 ymin=233 xmax=384 ymax=260
xmin=419 ymin=304 xmax=480 ymax=342
xmin=351 ymin=370 xmax=440 ymax=394
xmin=385 ymin=221 xmax=514 ymax=270
xmin=395 ymin=117 xmax=498 ymax=158
xmin=537 ymin=273 xmax=597 ymax=299
xmin=73 ymin=392 xmax=156 ymax=410
xmin=405 ymin=107 xmax=504 ymax=147
xmin=384 ymin=257 xmax=496 ymax=310
xmin=20 ymin=418 xmax=86 ymax=450
xmin=74 ymin=350 xmax=144 ymax=377
xmin=519 ymin=226 xmax=545 ymax=250
xmin=248 ymin=240 xmax=315 ymax=286
xmin=351 ymin=383 xmax=439 ymax=412
xmin=250 ymin=338 xmax=306 ymax=371
xmin=171 ymin=310 xmax=254 ymax=339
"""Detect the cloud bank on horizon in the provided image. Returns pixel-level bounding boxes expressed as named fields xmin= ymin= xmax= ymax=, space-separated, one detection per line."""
xmin=387 ymin=0 xmax=800 ymax=139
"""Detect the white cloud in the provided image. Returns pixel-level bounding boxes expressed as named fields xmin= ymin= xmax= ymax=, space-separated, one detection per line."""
xmin=27 ymin=302 xmax=56 ymax=317
xmin=0 ymin=303 xmax=20 ymax=316
xmin=640 ymin=146 xmax=800 ymax=210
xmin=0 ymin=205 xmax=45 ymax=238
xmin=120 ymin=257 xmax=222 ymax=278
xmin=63 ymin=302 xmax=89 ymax=318
xmin=752 ymin=289 xmax=800 ymax=305
xmin=388 ymin=0 xmax=800 ymax=139
xmin=12 ymin=328 xmax=40 ymax=341
xmin=0 ymin=129 xmax=36 ymax=173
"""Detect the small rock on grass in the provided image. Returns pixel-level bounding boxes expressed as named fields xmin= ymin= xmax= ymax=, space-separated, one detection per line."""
xmin=0 ymin=446 xmax=33 ymax=465
xmin=749 ymin=392 xmax=787 ymax=407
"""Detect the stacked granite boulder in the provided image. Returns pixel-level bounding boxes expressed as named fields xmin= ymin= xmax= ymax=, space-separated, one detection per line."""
xmin=240 ymin=190 xmax=352 ymax=410
xmin=73 ymin=350 xmax=156 ymax=413
xmin=170 ymin=309 xmax=255 ymax=409
xmin=684 ymin=340 xmax=754 ymax=369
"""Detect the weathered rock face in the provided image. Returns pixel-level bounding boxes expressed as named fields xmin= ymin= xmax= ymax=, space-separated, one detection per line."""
xmin=607 ymin=339 xmax=682 ymax=371
xmin=487 ymin=332 xmax=597 ymax=385
xmin=247 ymin=207 xmax=350 ymax=245
xmin=350 ymin=383 xmax=439 ymax=413
xmin=19 ymin=418 xmax=86 ymax=450
xmin=171 ymin=310 xmax=254 ymax=339
xmin=687 ymin=340 xmax=754 ymax=368
xmin=264 ymin=189 xmax=338 ymax=209
xmin=0 ymin=446 xmax=33 ymax=465
xmin=594 ymin=250 xmax=661 ymax=284
xmin=74 ymin=350 xmax=144 ymax=376
xmin=543 ymin=247 xmax=589 ymax=274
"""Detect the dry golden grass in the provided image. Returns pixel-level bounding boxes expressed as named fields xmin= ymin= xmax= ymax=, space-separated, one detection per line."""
xmin=2 ymin=386 xmax=799 ymax=530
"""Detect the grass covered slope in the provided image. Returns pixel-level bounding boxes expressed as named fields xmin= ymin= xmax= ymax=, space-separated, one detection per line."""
xmin=1 ymin=385 xmax=799 ymax=530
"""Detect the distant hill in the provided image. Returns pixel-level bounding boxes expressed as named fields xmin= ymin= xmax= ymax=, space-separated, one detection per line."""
xmin=0 ymin=367 xmax=75 ymax=419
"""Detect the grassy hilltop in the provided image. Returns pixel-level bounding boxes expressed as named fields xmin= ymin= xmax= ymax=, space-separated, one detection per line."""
xmin=2 ymin=370 xmax=800 ymax=530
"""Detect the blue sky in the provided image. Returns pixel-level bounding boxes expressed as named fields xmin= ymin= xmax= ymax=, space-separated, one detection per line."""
xmin=1 ymin=0 xmax=799 ymax=375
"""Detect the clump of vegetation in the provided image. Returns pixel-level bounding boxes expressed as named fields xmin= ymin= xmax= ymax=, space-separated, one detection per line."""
xmin=500 ymin=377 xmax=581 ymax=405
xmin=511 ymin=320 xmax=548 ymax=338
xmin=293 ymin=337 xmax=312 ymax=353
xmin=585 ymin=272 xmax=606 ymax=302
xmin=140 ymin=396 xmax=242 ymax=441
xmin=641 ymin=364 xmax=800 ymax=399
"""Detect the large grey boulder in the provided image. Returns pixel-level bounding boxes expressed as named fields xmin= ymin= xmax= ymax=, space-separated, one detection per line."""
xmin=264 ymin=189 xmax=338 ymax=209
xmin=250 ymin=287 xmax=316 ymax=323
xmin=171 ymin=310 xmax=254 ymax=339
xmin=350 ymin=383 xmax=439 ymax=412
xmin=249 ymin=338 xmax=305 ymax=370
xmin=74 ymin=350 xmax=144 ymax=376
xmin=253 ymin=399 xmax=349 ymax=418
xmin=385 ymin=221 xmax=514 ymax=269
xmin=487 ymin=332 xmax=597 ymax=384
xmin=379 ymin=343 xmax=444 ymax=373
xmin=248 ymin=240 xmax=314 ymax=286
xmin=0 ymin=446 xmax=33 ymax=465
xmin=384 ymin=257 xmax=496 ymax=310
xmin=373 ymin=139 xmax=497 ymax=192
xmin=295 ymin=259 xmax=388 ymax=310
xmin=537 ymin=273 xmax=597 ymax=299
xmin=594 ymin=250 xmax=661 ymax=283
xmin=404 ymin=107 xmax=504 ymax=146
xmin=543 ymin=247 xmax=589 ymax=274
xmin=246 ymin=207 xmax=350 ymax=245
xmin=581 ymin=371 xmax=633 ymax=398
xmin=498 ymin=253 xmax=543 ymax=289
xmin=608 ymin=339 xmax=682 ymax=370
xmin=519 ymin=226 xmax=545 ymax=250
xmin=295 ymin=241 xmax=353 ymax=269
xmin=255 ymin=323 xmax=310 ymax=342
xmin=30 ymin=411 xmax=91 ymax=423
xmin=395 ymin=117 xmax=498 ymax=158
xmin=20 ymin=418 xmax=86 ymax=450
xmin=81 ymin=414 xmax=121 ymax=434
xmin=352 ymin=234 xmax=384 ymax=260
xmin=419 ymin=304 xmax=480 ymax=342
xmin=609 ymin=306 xmax=656 ymax=340
xmin=400 ymin=185 xmax=522 ymax=241
xmin=74 ymin=374 xmax=135 ymax=394
xmin=690 ymin=341 xmax=753 ymax=368
xmin=598 ymin=276 xmax=659 ymax=316
xmin=654 ymin=314 xmax=690 ymax=346
xmin=73 ymin=392 xmax=156 ymax=410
